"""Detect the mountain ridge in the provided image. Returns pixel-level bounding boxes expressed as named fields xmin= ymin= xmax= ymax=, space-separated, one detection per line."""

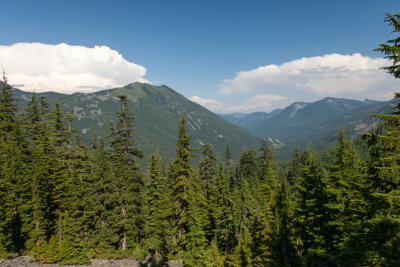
xmin=12 ymin=82 xmax=262 ymax=161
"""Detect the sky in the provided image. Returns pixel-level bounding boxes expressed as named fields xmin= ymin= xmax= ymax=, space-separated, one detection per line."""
xmin=1 ymin=0 xmax=399 ymax=113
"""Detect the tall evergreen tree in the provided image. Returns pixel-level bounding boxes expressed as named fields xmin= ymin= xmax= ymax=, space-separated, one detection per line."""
xmin=324 ymin=130 xmax=367 ymax=264
xmin=272 ymin=181 xmax=299 ymax=266
xmin=210 ymin=164 xmax=237 ymax=254
xmin=108 ymin=95 xmax=143 ymax=253
xmin=0 ymin=74 xmax=22 ymax=256
xmin=224 ymin=145 xmax=235 ymax=190
xmin=358 ymin=13 xmax=400 ymax=265
xmin=293 ymin=151 xmax=330 ymax=266
xmin=143 ymin=153 xmax=169 ymax=263
xmin=251 ymin=141 xmax=278 ymax=266
xmin=198 ymin=142 xmax=217 ymax=242
xmin=168 ymin=117 xmax=209 ymax=265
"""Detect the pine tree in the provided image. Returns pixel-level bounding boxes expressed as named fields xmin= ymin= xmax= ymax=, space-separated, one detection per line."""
xmin=108 ymin=95 xmax=143 ymax=253
xmin=272 ymin=181 xmax=300 ymax=266
xmin=224 ymin=145 xmax=235 ymax=190
xmin=251 ymin=141 xmax=278 ymax=266
xmin=168 ymin=117 xmax=209 ymax=265
xmin=25 ymin=96 xmax=66 ymax=259
xmin=224 ymin=229 xmax=253 ymax=267
xmin=324 ymin=130 xmax=367 ymax=263
xmin=0 ymin=74 xmax=21 ymax=256
xmin=198 ymin=142 xmax=217 ymax=242
xmin=87 ymin=136 xmax=116 ymax=256
xmin=198 ymin=142 xmax=217 ymax=200
xmin=293 ymin=151 xmax=330 ymax=266
xmin=211 ymin=164 xmax=237 ymax=254
xmin=235 ymin=148 xmax=258 ymax=240
xmin=52 ymin=136 xmax=91 ymax=264
xmin=182 ymin=202 xmax=212 ymax=267
xmin=358 ymin=13 xmax=400 ymax=265
xmin=143 ymin=153 xmax=169 ymax=263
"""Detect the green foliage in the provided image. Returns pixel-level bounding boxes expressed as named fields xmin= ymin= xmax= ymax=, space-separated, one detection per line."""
xmin=355 ymin=12 xmax=400 ymax=266
xmin=375 ymin=13 xmax=400 ymax=79
xmin=293 ymin=151 xmax=331 ymax=266
xmin=13 ymin=82 xmax=260 ymax=161
xmin=143 ymin=153 xmax=169 ymax=260
xmin=168 ymin=117 xmax=211 ymax=265
xmin=324 ymin=130 xmax=367 ymax=262
xmin=182 ymin=203 xmax=212 ymax=267
xmin=2 ymin=18 xmax=400 ymax=265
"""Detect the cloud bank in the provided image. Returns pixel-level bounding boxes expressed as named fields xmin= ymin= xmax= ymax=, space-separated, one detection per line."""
xmin=190 ymin=94 xmax=288 ymax=113
xmin=220 ymin=53 xmax=398 ymax=102
xmin=0 ymin=43 xmax=149 ymax=93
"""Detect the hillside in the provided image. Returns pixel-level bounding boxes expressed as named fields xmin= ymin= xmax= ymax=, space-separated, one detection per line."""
xmin=218 ymin=97 xmax=400 ymax=159
xmin=14 ymin=82 xmax=261 ymax=160
xmin=218 ymin=109 xmax=282 ymax=131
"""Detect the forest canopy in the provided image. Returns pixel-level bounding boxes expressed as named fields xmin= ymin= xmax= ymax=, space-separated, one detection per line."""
xmin=0 ymin=13 xmax=399 ymax=267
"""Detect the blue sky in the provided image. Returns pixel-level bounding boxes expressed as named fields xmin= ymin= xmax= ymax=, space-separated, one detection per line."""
xmin=1 ymin=0 xmax=399 ymax=113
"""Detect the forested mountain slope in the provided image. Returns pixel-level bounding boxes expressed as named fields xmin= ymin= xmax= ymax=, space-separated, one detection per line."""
xmin=13 ymin=82 xmax=261 ymax=160
xmin=219 ymin=97 xmax=399 ymax=158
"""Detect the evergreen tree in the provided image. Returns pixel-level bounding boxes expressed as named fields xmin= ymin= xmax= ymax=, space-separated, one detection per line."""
xmin=272 ymin=181 xmax=299 ymax=266
xmin=358 ymin=13 xmax=400 ymax=265
xmin=87 ymin=136 xmax=116 ymax=256
xmin=0 ymin=74 xmax=22 ymax=256
xmin=108 ymin=95 xmax=143 ymax=253
xmin=235 ymin=148 xmax=258 ymax=239
xmin=182 ymin=201 xmax=212 ymax=267
xmin=198 ymin=142 xmax=217 ymax=242
xmin=224 ymin=229 xmax=253 ymax=267
xmin=224 ymin=145 xmax=235 ymax=190
xmin=143 ymin=153 xmax=169 ymax=263
xmin=211 ymin=164 xmax=237 ymax=254
xmin=294 ymin=151 xmax=330 ymax=266
xmin=198 ymin=142 xmax=217 ymax=200
xmin=324 ymin=130 xmax=367 ymax=263
xmin=251 ymin=141 xmax=278 ymax=266
xmin=168 ymin=117 xmax=209 ymax=265
xmin=22 ymin=94 xmax=57 ymax=254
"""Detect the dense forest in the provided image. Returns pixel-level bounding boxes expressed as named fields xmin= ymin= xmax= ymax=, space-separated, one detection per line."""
xmin=0 ymin=14 xmax=399 ymax=267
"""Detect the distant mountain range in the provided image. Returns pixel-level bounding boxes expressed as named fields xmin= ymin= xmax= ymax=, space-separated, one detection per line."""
xmin=218 ymin=109 xmax=283 ymax=131
xmin=218 ymin=97 xmax=399 ymax=158
xmin=13 ymin=83 xmax=261 ymax=161
xmin=12 ymin=81 xmax=398 ymax=161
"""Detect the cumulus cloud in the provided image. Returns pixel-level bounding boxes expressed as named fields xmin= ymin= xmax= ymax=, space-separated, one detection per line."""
xmin=0 ymin=43 xmax=149 ymax=93
xmin=220 ymin=53 xmax=398 ymax=101
xmin=190 ymin=94 xmax=288 ymax=113
xmin=190 ymin=96 xmax=225 ymax=112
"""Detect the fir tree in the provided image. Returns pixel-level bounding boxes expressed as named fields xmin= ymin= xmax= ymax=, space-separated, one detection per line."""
xmin=108 ymin=95 xmax=143 ymax=253
xmin=143 ymin=153 xmax=169 ymax=263
xmin=358 ymin=13 xmax=400 ymax=265
xmin=294 ymin=151 xmax=330 ymax=266
xmin=211 ymin=164 xmax=237 ymax=254
xmin=224 ymin=144 xmax=235 ymax=190
xmin=272 ymin=181 xmax=300 ymax=266
xmin=87 ymin=137 xmax=116 ymax=256
xmin=0 ymin=74 xmax=21 ymax=256
xmin=324 ymin=130 xmax=367 ymax=263
xmin=168 ymin=117 xmax=209 ymax=265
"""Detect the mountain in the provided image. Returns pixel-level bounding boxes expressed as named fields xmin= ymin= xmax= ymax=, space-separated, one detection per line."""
xmin=13 ymin=83 xmax=261 ymax=160
xmin=218 ymin=109 xmax=283 ymax=131
xmin=253 ymin=97 xmax=374 ymax=142
xmin=218 ymin=96 xmax=399 ymax=159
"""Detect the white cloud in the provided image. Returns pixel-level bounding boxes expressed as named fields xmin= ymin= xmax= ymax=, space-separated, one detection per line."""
xmin=0 ymin=43 xmax=149 ymax=93
xmin=190 ymin=94 xmax=288 ymax=114
xmin=190 ymin=96 xmax=225 ymax=112
xmin=219 ymin=53 xmax=398 ymax=101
